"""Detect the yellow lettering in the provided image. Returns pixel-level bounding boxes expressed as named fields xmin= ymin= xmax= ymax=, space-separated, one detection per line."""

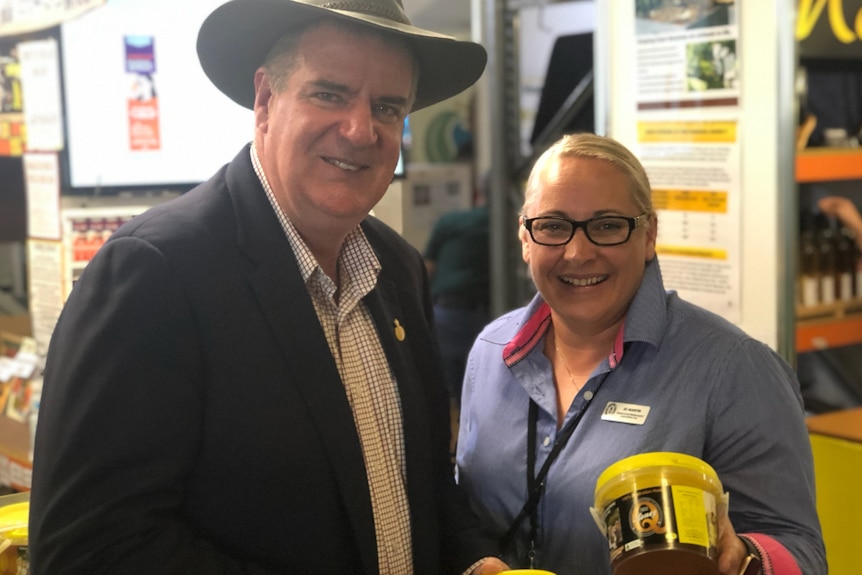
xmin=829 ymin=0 xmax=857 ymax=42
xmin=796 ymin=0 xmax=857 ymax=43
xmin=797 ymin=0 xmax=829 ymax=40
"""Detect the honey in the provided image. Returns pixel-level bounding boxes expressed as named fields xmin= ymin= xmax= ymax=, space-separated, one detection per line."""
xmin=593 ymin=452 xmax=724 ymax=575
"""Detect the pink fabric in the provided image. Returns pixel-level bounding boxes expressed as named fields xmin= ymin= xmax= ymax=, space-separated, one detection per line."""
xmin=502 ymin=302 xmax=552 ymax=367
xmin=610 ymin=318 xmax=625 ymax=367
xmin=501 ymin=301 xmax=628 ymax=368
xmin=744 ymin=533 xmax=802 ymax=575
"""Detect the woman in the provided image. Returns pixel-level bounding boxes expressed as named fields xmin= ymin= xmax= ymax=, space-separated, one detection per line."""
xmin=456 ymin=133 xmax=826 ymax=575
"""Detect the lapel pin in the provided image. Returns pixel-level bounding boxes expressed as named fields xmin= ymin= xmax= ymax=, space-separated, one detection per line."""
xmin=393 ymin=319 xmax=406 ymax=342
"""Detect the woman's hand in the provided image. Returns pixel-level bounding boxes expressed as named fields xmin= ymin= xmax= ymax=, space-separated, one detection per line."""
xmin=716 ymin=513 xmax=757 ymax=575
xmin=474 ymin=556 xmax=511 ymax=574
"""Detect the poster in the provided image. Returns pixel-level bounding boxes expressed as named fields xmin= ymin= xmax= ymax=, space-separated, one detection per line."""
xmin=23 ymin=151 xmax=60 ymax=240
xmin=637 ymin=119 xmax=741 ymax=320
xmin=635 ymin=1 xmax=739 ymax=110
xmin=26 ymin=238 xmax=63 ymax=357
xmin=125 ymin=35 xmax=160 ymax=151
xmin=0 ymin=37 xmax=23 ymax=155
xmin=18 ymin=37 xmax=63 ymax=151
xmin=634 ymin=1 xmax=742 ymax=322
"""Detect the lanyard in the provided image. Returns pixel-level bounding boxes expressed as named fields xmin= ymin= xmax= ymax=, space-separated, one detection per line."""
xmin=499 ymin=368 xmax=613 ymax=568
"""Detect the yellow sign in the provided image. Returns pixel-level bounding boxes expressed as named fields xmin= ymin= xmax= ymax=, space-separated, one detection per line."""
xmin=656 ymin=246 xmax=728 ymax=260
xmin=638 ymin=121 xmax=737 ymax=144
xmin=652 ymin=190 xmax=728 ymax=214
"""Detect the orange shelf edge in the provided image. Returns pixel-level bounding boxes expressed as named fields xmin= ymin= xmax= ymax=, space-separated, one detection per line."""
xmin=796 ymin=149 xmax=862 ymax=183
xmin=796 ymin=315 xmax=862 ymax=353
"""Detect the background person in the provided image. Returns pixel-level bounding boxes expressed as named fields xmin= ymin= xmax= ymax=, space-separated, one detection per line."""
xmin=818 ymin=195 xmax=862 ymax=249
xmin=28 ymin=1 xmax=505 ymax=573
xmin=456 ymin=133 xmax=826 ymax=575
xmin=424 ymin=182 xmax=490 ymax=408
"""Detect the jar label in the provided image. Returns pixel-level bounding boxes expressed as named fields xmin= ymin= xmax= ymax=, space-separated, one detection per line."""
xmin=602 ymin=484 xmax=718 ymax=564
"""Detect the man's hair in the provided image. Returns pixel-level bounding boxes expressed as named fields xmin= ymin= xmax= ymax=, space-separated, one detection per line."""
xmin=522 ymin=133 xmax=654 ymax=222
xmin=262 ymin=18 xmax=420 ymax=106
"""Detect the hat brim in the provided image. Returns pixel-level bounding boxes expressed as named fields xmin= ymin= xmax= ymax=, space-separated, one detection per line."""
xmin=197 ymin=0 xmax=487 ymax=112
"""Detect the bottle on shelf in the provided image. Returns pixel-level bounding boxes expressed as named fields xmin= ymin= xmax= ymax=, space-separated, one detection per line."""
xmin=814 ymin=211 xmax=837 ymax=305
xmin=853 ymin=229 xmax=862 ymax=300
xmin=799 ymin=209 xmax=820 ymax=307
xmin=834 ymin=221 xmax=856 ymax=300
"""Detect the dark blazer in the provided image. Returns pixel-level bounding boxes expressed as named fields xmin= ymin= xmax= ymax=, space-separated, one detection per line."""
xmin=29 ymin=146 xmax=494 ymax=575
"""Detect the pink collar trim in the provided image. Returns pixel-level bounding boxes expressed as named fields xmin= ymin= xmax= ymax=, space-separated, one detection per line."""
xmin=503 ymin=302 xmax=626 ymax=369
xmin=503 ymin=302 xmax=552 ymax=368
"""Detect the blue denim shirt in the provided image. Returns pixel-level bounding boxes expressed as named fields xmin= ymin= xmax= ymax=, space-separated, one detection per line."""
xmin=455 ymin=258 xmax=826 ymax=575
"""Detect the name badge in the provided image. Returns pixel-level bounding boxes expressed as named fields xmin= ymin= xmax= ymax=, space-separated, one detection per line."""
xmin=601 ymin=402 xmax=650 ymax=425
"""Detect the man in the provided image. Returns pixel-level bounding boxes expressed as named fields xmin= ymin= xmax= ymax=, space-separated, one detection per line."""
xmin=28 ymin=1 xmax=503 ymax=573
xmin=456 ymin=133 xmax=827 ymax=575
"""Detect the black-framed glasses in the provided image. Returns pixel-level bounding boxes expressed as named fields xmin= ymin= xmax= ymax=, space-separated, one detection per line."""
xmin=522 ymin=213 xmax=648 ymax=247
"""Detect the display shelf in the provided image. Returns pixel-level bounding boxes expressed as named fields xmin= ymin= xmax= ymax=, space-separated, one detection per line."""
xmin=796 ymin=148 xmax=862 ymax=183
xmin=795 ymin=148 xmax=862 ymax=353
xmin=0 ymin=417 xmax=31 ymax=491
xmin=796 ymin=298 xmax=862 ymax=352
xmin=0 ymin=314 xmax=33 ymax=491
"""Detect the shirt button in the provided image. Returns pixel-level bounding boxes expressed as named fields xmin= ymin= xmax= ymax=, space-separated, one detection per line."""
xmin=584 ymin=390 xmax=594 ymax=401
xmin=543 ymin=436 xmax=551 ymax=447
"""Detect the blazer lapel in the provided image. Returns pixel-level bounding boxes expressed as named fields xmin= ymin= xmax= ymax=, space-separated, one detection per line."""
xmin=225 ymin=149 xmax=378 ymax=574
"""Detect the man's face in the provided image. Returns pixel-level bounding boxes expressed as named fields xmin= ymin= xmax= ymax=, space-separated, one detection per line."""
xmin=520 ymin=156 xmax=657 ymax=334
xmin=253 ymin=22 xmax=414 ymax=235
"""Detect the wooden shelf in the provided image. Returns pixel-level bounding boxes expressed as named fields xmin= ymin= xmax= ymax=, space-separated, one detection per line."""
xmin=796 ymin=303 xmax=862 ymax=352
xmin=807 ymin=407 xmax=862 ymax=442
xmin=796 ymin=148 xmax=862 ymax=183
xmin=797 ymin=298 xmax=862 ymax=322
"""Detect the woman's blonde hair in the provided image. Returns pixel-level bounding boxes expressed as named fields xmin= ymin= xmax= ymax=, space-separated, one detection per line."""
xmin=522 ymin=133 xmax=654 ymax=221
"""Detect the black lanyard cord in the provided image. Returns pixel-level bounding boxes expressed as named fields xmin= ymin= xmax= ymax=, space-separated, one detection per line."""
xmin=498 ymin=368 xmax=614 ymax=566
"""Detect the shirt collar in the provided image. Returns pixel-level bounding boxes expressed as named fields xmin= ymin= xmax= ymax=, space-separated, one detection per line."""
xmin=249 ymin=144 xmax=380 ymax=290
xmin=622 ymin=257 xmax=668 ymax=350
xmin=502 ymin=258 xmax=668 ymax=369
xmin=502 ymin=302 xmax=626 ymax=369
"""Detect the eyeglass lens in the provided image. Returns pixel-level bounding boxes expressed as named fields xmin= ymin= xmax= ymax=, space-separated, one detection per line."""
xmin=530 ymin=216 xmax=632 ymax=246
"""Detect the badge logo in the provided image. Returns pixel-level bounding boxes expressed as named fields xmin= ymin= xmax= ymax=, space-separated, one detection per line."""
xmin=630 ymin=497 xmax=667 ymax=537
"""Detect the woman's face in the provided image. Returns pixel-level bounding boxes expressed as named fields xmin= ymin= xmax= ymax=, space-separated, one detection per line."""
xmin=520 ymin=156 xmax=656 ymax=335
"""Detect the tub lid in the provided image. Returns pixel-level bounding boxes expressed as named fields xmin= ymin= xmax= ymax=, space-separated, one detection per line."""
xmin=595 ymin=451 xmax=721 ymax=497
xmin=0 ymin=501 xmax=28 ymax=542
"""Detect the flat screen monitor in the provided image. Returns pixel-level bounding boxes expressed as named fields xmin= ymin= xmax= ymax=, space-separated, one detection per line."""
xmin=60 ymin=0 xmax=408 ymax=194
xmin=59 ymin=0 xmax=253 ymax=194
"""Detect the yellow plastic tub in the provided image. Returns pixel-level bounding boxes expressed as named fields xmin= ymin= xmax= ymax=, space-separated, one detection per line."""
xmin=0 ymin=491 xmax=29 ymax=575
xmin=593 ymin=452 xmax=723 ymax=575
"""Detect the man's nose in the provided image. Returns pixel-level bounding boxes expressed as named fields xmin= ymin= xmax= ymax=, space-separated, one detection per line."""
xmin=340 ymin=103 xmax=376 ymax=146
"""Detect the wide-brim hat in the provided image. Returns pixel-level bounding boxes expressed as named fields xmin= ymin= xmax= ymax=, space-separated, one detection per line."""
xmin=197 ymin=0 xmax=487 ymax=112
